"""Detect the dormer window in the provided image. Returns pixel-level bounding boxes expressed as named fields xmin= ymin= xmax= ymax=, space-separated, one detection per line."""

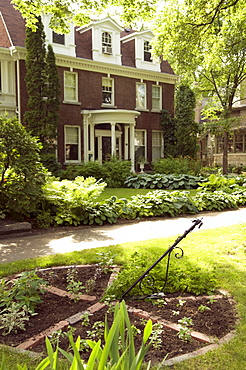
xmin=102 ymin=32 xmax=112 ymax=54
xmin=144 ymin=41 xmax=152 ymax=62
xmin=52 ymin=31 xmax=65 ymax=45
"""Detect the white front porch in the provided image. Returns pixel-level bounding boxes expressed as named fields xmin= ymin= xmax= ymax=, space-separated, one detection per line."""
xmin=81 ymin=109 xmax=140 ymax=171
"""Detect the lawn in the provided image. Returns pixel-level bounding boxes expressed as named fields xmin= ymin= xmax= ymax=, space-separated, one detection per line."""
xmin=1 ymin=221 xmax=246 ymax=369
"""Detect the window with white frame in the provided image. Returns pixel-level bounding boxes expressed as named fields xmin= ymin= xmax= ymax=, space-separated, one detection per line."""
xmin=152 ymin=85 xmax=162 ymax=110
xmin=152 ymin=131 xmax=163 ymax=161
xmin=65 ymin=126 xmax=80 ymax=161
xmin=144 ymin=41 xmax=152 ymax=62
xmin=134 ymin=130 xmax=146 ymax=160
xmin=102 ymin=77 xmax=114 ymax=105
xmin=136 ymin=83 xmax=146 ymax=109
xmin=64 ymin=71 xmax=78 ymax=102
xmin=102 ymin=32 xmax=112 ymax=54
xmin=53 ymin=31 xmax=65 ymax=45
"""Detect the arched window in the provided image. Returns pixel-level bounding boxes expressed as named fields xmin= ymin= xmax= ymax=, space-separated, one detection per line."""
xmin=144 ymin=41 xmax=152 ymax=62
xmin=102 ymin=32 xmax=112 ymax=54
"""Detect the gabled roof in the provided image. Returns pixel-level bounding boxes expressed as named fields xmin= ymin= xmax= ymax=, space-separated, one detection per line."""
xmin=0 ymin=0 xmax=26 ymax=48
xmin=77 ymin=17 xmax=124 ymax=34
xmin=121 ymin=29 xmax=154 ymax=42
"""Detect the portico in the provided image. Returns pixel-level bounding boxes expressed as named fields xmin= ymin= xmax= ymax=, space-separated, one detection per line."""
xmin=82 ymin=109 xmax=140 ymax=171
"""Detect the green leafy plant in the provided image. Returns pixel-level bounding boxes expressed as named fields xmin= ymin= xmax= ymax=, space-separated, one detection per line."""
xmin=0 ymin=270 xmax=47 ymax=315
xmin=66 ymin=267 xmax=85 ymax=301
xmin=153 ymin=157 xmax=201 ymax=176
xmin=124 ymin=173 xmax=205 ymax=190
xmin=177 ymin=317 xmax=193 ymax=342
xmin=0 ymin=303 xmax=33 ymax=335
xmin=96 ymin=251 xmax=116 ymax=274
xmin=14 ymin=301 xmax=153 ymax=370
xmin=198 ymin=304 xmax=211 ymax=313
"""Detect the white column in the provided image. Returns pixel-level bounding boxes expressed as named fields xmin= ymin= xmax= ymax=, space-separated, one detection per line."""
xmin=129 ymin=123 xmax=135 ymax=172
xmin=111 ymin=122 xmax=116 ymax=156
xmin=89 ymin=123 xmax=95 ymax=161
xmin=124 ymin=125 xmax=129 ymax=160
xmin=83 ymin=114 xmax=89 ymax=163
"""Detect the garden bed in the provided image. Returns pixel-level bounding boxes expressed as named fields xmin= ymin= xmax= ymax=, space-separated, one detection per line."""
xmin=0 ymin=265 xmax=237 ymax=365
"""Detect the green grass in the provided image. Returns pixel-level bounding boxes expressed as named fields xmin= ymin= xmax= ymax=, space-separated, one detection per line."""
xmin=95 ymin=187 xmax=197 ymax=202
xmin=1 ymin=221 xmax=246 ymax=369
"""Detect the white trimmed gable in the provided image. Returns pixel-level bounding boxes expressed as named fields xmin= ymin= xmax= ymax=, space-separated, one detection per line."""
xmin=121 ymin=29 xmax=160 ymax=72
xmin=41 ymin=15 xmax=76 ymax=57
xmin=78 ymin=18 xmax=123 ymax=65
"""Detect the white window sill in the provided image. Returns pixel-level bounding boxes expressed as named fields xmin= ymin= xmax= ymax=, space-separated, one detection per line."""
xmin=151 ymin=109 xmax=161 ymax=113
xmin=101 ymin=104 xmax=117 ymax=108
xmin=63 ymin=101 xmax=81 ymax=105
xmin=135 ymin=107 xmax=149 ymax=112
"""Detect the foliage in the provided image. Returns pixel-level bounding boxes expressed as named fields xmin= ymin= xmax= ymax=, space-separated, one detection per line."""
xmin=159 ymin=110 xmax=176 ymax=157
xmin=12 ymin=0 xmax=157 ymax=33
xmin=24 ymin=17 xmax=60 ymax=170
xmin=174 ymin=85 xmax=199 ymax=159
xmin=0 ymin=270 xmax=47 ymax=334
xmin=197 ymin=174 xmax=237 ymax=191
xmin=153 ymin=0 xmax=246 ymax=173
xmin=61 ymin=159 xmax=132 ymax=188
xmin=14 ymin=300 xmax=153 ymax=370
xmin=42 ymin=176 xmax=106 ymax=226
xmin=193 ymin=191 xmax=239 ymax=211
xmin=24 ymin=16 xmax=46 ymax=139
xmin=0 ymin=114 xmax=47 ymax=218
xmin=0 ymin=303 xmax=32 ymax=335
xmin=0 ymin=270 xmax=47 ymax=314
xmin=124 ymin=174 xmax=205 ymax=190
xmin=177 ymin=317 xmax=193 ymax=342
xmin=106 ymin=251 xmax=217 ymax=299
xmin=153 ymin=157 xmax=201 ymax=176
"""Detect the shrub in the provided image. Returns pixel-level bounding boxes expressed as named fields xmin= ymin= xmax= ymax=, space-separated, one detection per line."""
xmin=106 ymin=251 xmax=217 ymax=299
xmin=153 ymin=157 xmax=201 ymax=175
xmin=0 ymin=114 xmax=47 ymax=218
xmin=124 ymin=173 xmax=205 ymax=190
xmin=60 ymin=158 xmax=132 ymax=187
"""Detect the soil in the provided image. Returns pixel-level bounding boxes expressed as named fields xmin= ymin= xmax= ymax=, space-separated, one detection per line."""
xmin=0 ymin=265 xmax=238 ymax=365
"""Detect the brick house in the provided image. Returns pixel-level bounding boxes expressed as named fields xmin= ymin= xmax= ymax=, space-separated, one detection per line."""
xmin=0 ymin=0 xmax=178 ymax=171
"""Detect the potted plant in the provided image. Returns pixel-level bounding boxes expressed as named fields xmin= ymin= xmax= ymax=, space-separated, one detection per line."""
xmin=137 ymin=155 xmax=148 ymax=173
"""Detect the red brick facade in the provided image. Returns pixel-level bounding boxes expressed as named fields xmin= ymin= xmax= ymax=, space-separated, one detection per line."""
xmin=0 ymin=0 xmax=178 ymax=170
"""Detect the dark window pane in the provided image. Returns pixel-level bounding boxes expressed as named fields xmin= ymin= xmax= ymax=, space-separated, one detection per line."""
xmin=53 ymin=32 xmax=65 ymax=45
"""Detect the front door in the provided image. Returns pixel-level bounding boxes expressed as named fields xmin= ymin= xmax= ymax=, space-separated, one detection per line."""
xmin=102 ymin=136 xmax=111 ymax=161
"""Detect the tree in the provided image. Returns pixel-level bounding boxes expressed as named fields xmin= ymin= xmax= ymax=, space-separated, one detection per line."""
xmin=160 ymin=110 xmax=176 ymax=157
xmin=24 ymin=17 xmax=61 ymax=171
xmin=175 ymin=85 xmax=199 ymax=159
xmin=42 ymin=44 xmax=61 ymax=156
xmin=12 ymin=0 xmax=157 ymax=32
xmin=0 ymin=115 xmax=47 ymax=218
xmin=24 ymin=15 xmax=46 ymax=139
xmin=152 ymin=0 xmax=246 ymax=173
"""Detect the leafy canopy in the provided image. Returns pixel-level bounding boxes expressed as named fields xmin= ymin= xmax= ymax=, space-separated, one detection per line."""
xmin=12 ymin=0 xmax=157 ymax=32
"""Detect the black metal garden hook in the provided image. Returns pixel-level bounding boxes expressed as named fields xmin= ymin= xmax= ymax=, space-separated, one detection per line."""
xmin=120 ymin=218 xmax=203 ymax=301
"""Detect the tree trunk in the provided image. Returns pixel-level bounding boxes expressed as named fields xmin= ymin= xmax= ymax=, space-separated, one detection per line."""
xmin=222 ymin=130 xmax=228 ymax=175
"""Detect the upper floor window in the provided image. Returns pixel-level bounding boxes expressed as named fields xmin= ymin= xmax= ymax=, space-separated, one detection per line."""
xmin=136 ymin=83 xmax=146 ymax=109
xmin=0 ymin=62 xmax=2 ymax=92
xmin=52 ymin=31 xmax=65 ymax=45
xmin=65 ymin=126 xmax=81 ymax=162
xmin=102 ymin=32 xmax=112 ymax=54
xmin=64 ymin=71 xmax=78 ymax=102
xmin=102 ymin=77 xmax=114 ymax=105
xmin=152 ymin=85 xmax=162 ymax=110
xmin=144 ymin=41 xmax=152 ymax=62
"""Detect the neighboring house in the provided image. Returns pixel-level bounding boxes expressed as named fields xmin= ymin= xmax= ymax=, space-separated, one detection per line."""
xmin=198 ymin=102 xmax=246 ymax=168
xmin=0 ymin=0 xmax=178 ymax=171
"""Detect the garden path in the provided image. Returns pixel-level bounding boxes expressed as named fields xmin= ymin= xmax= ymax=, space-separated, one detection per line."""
xmin=0 ymin=207 xmax=246 ymax=263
